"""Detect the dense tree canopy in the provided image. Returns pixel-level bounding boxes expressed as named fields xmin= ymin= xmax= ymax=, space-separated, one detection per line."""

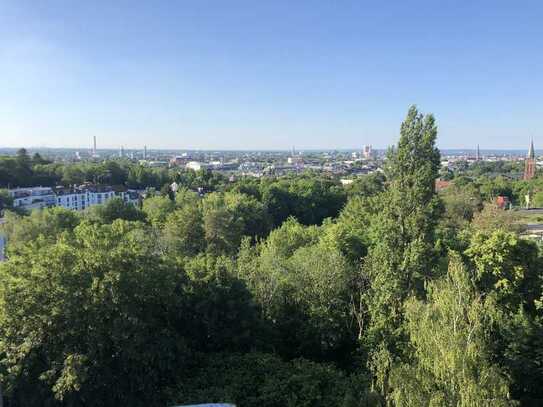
xmin=1 ymin=107 xmax=542 ymax=406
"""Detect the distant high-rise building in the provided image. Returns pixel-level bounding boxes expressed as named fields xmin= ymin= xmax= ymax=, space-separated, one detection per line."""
xmin=524 ymin=139 xmax=536 ymax=180
xmin=92 ymin=136 xmax=97 ymax=157
xmin=362 ymin=145 xmax=373 ymax=159
xmin=143 ymin=145 xmax=148 ymax=160
xmin=476 ymin=144 xmax=481 ymax=161
xmin=119 ymin=146 xmax=124 ymax=158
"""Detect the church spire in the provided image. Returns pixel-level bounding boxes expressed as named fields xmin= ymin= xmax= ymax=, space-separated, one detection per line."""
xmin=528 ymin=139 xmax=535 ymax=159
xmin=524 ymin=139 xmax=536 ymax=180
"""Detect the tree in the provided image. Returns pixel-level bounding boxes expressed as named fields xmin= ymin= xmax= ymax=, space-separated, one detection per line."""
xmin=201 ymin=192 xmax=270 ymax=255
xmin=261 ymin=183 xmax=292 ymax=227
xmin=142 ymin=195 xmax=176 ymax=227
xmin=162 ymin=205 xmax=206 ymax=258
xmin=470 ymin=203 xmax=522 ymax=234
xmin=61 ymin=165 xmax=86 ymax=186
xmin=478 ymin=175 xmax=513 ymax=203
xmin=13 ymin=149 xmax=33 ymax=187
xmin=494 ymin=309 xmax=543 ymax=404
xmin=84 ymin=197 xmax=146 ymax=224
xmin=320 ymin=195 xmax=379 ymax=264
xmin=202 ymin=193 xmax=245 ymax=255
xmin=223 ymin=191 xmax=271 ymax=240
xmin=466 ymin=230 xmax=541 ymax=312
xmin=0 ymin=207 xmax=80 ymax=255
xmin=174 ymin=186 xmax=200 ymax=207
xmin=390 ymin=256 xmax=514 ymax=407
xmin=32 ymin=163 xmax=63 ymax=186
xmin=435 ymin=182 xmax=483 ymax=254
xmin=362 ymin=106 xmax=441 ymax=402
xmin=100 ymin=161 xmax=127 ymax=186
xmin=261 ymin=177 xmax=346 ymax=228
xmin=346 ymin=172 xmax=386 ymax=198
xmin=181 ymin=255 xmax=263 ymax=353
xmin=175 ymin=352 xmax=376 ymax=407
xmin=32 ymin=152 xmax=50 ymax=165
xmin=238 ymin=219 xmax=357 ymax=364
xmin=0 ymin=190 xmax=13 ymax=213
xmin=0 ymin=220 xmax=188 ymax=406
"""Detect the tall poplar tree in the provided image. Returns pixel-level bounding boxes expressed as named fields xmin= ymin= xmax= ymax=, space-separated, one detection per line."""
xmin=363 ymin=106 xmax=441 ymax=402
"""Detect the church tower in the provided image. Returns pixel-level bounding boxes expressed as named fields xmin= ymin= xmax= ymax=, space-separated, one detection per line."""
xmin=524 ymin=139 xmax=536 ymax=180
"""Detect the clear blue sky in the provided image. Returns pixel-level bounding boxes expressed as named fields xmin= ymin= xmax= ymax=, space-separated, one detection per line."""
xmin=1 ymin=0 xmax=542 ymax=150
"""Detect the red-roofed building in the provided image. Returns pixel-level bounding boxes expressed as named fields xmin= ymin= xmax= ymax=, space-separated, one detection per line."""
xmin=435 ymin=179 xmax=451 ymax=191
xmin=496 ymin=196 xmax=510 ymax=209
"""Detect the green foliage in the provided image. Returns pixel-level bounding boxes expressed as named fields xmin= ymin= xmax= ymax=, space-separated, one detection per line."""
xmin=346 ymin=172 xmax=386 ymax=198
xmin=202 ymin=192 xmax=270 ymax=255
xmin=142 ymin=195 xmax=176 ymax=227
xmin=0 ymin=220 xmax=188 ymax=406
xmin=494 ymin=310 xmax=543 ymax=405
xmin=390 ymin=256 xmax=515 ymax=406
xmin=320 ymin=195 xmax=379 ymax=263
xmin=84 ymin=197 xmax=146 ymax=224
xmin=435 ymin=183 xmax=483 ymax=253
xmin=0 ymin=207 xmax=80 ymax=255
xmin=363 ymin=106 xmax=442 ymax=400
xmin=478 ymin=175 xmax=513 ymax=202
xmin=0 ymin=189 xmax=14 ymax=213
xmin=182 ymin=255 xmax=264 ymax=353
xmin=261 ymin=177 xmax=346 ymax=227
xmin=176 ymin=352 xmax=378 ymax=407
xmin=238 ymin=219 xmax=358 ymax=364
xmin=1 ymin=108 xmax=541 ymax=406
xmin=470 ymin=203 xmax=522 ymax=234
xmin=174 ymin=186 xmax=201 ymax=206
xmin=162 ymin=204 xmax=206 ymax=258
xmin=466 ymin=230 xmax=541 ymax=311
xmin=0 ymin=151 xmax=34 ymax=188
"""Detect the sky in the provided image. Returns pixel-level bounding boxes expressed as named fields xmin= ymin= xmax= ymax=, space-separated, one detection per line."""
xmin=1 ymin=0 xmax=542 ymax=150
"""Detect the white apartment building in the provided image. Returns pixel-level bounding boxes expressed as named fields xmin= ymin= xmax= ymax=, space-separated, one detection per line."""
xmin=9 ymin=187 xmax=57 ymax=211
xmin=186 ymin=161 xmax=208 ymax=171
xmin=8 ymin=186 xmax=140 ymax=213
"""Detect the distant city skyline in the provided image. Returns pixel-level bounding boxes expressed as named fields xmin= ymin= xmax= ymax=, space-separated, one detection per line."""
xmin=0 ymin=145 xmax=539 ymax=155
xmin=1 ymin=137 xmax=539 ymax=153
xmin=1 ymin=1 xmax=542 ymax=150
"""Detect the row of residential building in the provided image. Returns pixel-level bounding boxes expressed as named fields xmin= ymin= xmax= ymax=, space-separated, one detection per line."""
xmin=8 ymin=185 xmax=141 ymax=212
xmin=0 ymin=186 xmax=141 ymax=261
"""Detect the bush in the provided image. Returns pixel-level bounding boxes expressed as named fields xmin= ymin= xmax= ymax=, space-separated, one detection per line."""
xmin=174 ymin=352 xmax=378 ymax=407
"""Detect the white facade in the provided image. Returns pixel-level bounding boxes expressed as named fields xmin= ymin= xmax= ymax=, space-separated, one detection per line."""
xmin=56 ymin=190 xmax=116 ymax=211
xmin=186 ymin=161 xmax=208 ymax=171
xmin=287 ymin=156 xmax=303 ymax=165
xmin=9 ymin=187 xmax=140 ymax=213
xmin=9 ymin=187 xmax=57 ymax=211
